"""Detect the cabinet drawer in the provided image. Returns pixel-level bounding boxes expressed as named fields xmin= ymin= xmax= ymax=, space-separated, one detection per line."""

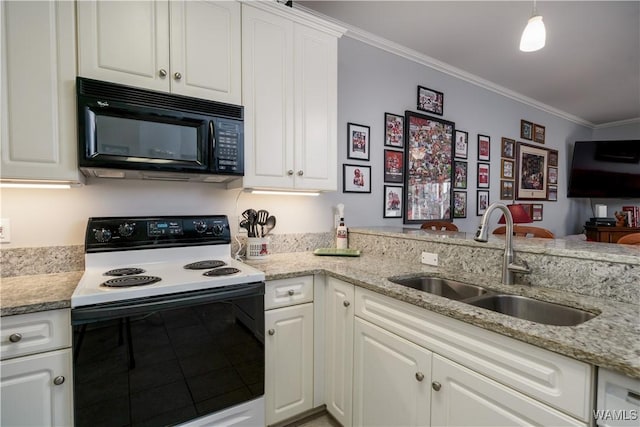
xmin=265 ymin=276 xmax=314 ymax=310
xmin=1 ymin=310 xmax=71 ymax=360
xmin=355 ymin=288 xmax=593 ymax=422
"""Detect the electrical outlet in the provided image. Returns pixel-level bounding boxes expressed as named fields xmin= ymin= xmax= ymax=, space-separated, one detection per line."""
xmin=0 ymin=218 xmax=11 ymax=243
xmin=421 ymin=251 xmax=438 ymax=266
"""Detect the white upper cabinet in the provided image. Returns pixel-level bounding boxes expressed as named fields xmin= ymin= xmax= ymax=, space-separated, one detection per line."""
xmin=241 ymin=2 xmax=343 ymax=192
xmin=77 ymin=0 xmax=241 ymax=104
xmin=0 ymin=1 xmax=83 ymax=183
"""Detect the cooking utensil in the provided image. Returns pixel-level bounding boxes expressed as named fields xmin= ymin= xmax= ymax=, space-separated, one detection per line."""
xmin=247 ymin=209 xmax=258 ymax=237
xmin=239 ymin=219 xmax=252 ymax=236
xmin=257 ymin=210 xmax=269 ymax=237
xmin=263 ymin=215 xmax=276 ymax=236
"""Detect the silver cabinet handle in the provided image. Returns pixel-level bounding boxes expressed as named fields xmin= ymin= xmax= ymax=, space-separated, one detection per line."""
xmin=174 ymin=72 xmax=182 ymax=80
xmin=287 ymin=170 xmax=294 ymax=176
xmin=415 ymin=372 xmax=425 ymax=382
xmin=288 ymin=289 xmax=295 ymax=296
xmin=297 ymin=170 xmax=304 ymax=176
xmin=53 ymin=376 xmax=65 ymax=386
xmin=343 ymin=300 xmax=350 ymax=307
xmin=9 ymin=333 xmax=22 ymax=343
xmin=158 ymin=69 xmax=167 ymax=78
xmin=432 ymin=381 xmax=442 ymax=391
xmin=268 ymin=329 xmax=275 ymax=335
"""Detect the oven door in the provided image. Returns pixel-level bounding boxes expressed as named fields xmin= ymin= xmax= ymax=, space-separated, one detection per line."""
xmin=71 ymin=282 xmax=264 ymax=427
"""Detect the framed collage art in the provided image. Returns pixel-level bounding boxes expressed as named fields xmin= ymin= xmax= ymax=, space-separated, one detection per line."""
xmin=417 ymin=86 xmax=444 ymax=116
xmin=347 ymin=123 xmax=370 ymax=161
xmin=384 ymin=185 xmax=403 ymax=218
xmin=515 ymin=142 xmax=548 ymax=200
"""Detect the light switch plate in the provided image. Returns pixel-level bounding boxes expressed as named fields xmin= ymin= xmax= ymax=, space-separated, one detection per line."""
xmin=421 ymin=251 xmax=438 ymax=266
xmin=0 ymin=218 xmax=11 ymax=243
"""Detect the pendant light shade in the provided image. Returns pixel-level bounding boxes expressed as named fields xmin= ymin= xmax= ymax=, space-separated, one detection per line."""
xmin=519 ymin=15 xmax=546 ymax=52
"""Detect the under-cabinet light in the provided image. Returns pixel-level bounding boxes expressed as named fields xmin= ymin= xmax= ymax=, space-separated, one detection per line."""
xmin=249 ymin=190 xmax=320 ymax=197
xmin=0 ymin=180 xmax=79 ymax=189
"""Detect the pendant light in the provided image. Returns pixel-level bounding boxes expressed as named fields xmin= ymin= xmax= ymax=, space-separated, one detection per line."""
xmin=519 ymin=0 xmax=546 ymax=52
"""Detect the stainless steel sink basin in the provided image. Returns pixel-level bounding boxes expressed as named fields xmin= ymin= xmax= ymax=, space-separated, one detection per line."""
xmin=466 ymin=294 xmax=597 ymax=326
xmin=388 ymin=276 xmax=488 ymax=301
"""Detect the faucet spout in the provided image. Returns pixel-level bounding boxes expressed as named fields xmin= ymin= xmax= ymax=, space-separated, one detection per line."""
xmin=474 ymin=202 xmax=529 ymax=285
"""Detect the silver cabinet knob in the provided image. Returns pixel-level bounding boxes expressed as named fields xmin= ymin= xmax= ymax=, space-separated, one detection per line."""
xmin=297 ymin=170 xmax=304 ymax=176
xmin=174 ymin=72 xmax=182 ymax=80
xmin=9 ymin=333 xmax=22 ymax=343
xmin=432 ymin=381 xmax=442 ymax=391
xmin=287 ymin=170 xmax=294 ymax=176
xmin=343 ymin=300 xmax=350 ymax=307
xmin=288 ymin=289 xmax=295 ymax=296
xmin=268 ymin=329 xmax=275 ymax=335
xmin=53 ymin=376 xmax=65 ymax=386
xmin=158 ymin=69 xmax=167 ymax=78
xmin=415 ymin=372 xmax=425 ymax=382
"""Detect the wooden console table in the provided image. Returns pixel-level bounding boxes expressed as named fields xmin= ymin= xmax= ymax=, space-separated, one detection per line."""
xmin=585 ymin=226 xmax=640 ymax=243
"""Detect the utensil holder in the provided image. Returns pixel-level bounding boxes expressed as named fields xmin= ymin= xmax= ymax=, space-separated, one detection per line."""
xmin=247 ymin=237 xmax=270 ymax=260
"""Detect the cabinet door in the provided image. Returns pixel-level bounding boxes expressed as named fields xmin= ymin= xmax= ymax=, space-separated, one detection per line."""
xmin=431 ymin=354 xmax=587 ymax=427
xmin=169 ymin=0 xmax=241 ymax=104
xmin=293 ymin=24 xmax=338 ymax=191
xmin=325 ymin=278 xmax=354 ymax=427
xmin=242 ymin=5 xmax=295 ymax=190
xmin=1 ymin=349 xmax=73 ymax=427
xmin=77 ymin=0 xmax=170 ymax=92
xmin=265 ymin=303 xmax=314 ymax=425
xmin=1 ymin=1 xmax=81 ymax=182
xmin=353 ymin=318 xmax=432 ymax=427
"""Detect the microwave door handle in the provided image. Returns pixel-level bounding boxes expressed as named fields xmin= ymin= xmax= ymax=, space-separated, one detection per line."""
xmin=209 ymin=120 xmax=216 ymax=167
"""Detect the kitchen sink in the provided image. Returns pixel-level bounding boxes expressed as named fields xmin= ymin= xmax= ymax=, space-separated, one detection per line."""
xmin=387 ymin=276 xmax=488 ymax=301
xmin=466 ymin=294 xmax=597 ymax=326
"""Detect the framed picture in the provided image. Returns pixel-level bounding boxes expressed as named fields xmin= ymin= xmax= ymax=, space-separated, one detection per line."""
xmin=520 ymin=120 xmax=533 ymax=140
xmin=404 ymin=110 xmax=455 ymax=223
xmin=477 ymin=162 xmax=490 ymax=188
xmin=501 ymin=159 xmax=515 ymax=179
xmin=384 ymin=149 xmax=404 ymax=183
xmin=453 ymin=161 xmax=467 ymax=189
xmin=500 ymin=180 xmax=514 ymax=200
xmin=477 ymin=190 xmax=490 ymax=216
xmin=519 ymin=203 xmax=534 ymax=219
xmin=532 ymin=204 xmax=543 ymax=221
xmin=384 ymin=113 xmax=404 ymax=148
xmin=548 ymin=149 xmax=558 ymax=166
xmin=343 ymin=164 xmax=371 ymax=193
xmin=383 ymin=185 xmax=403 ymax=218
xmin=453 ymin=191 xmax=467 ymax=218
xmin=478 ymin=134 xmax=491 ymax=161
xmin=533 ymin=124 xmax=546 ymax=144
xmin=548 ymin=185 xmax=558 ymax=201
xmin=347 ymin=123 xmax=370 ymax=161
xmin=516 ymin=142 xmax=549 ymax=200
xmin=501 ymin=137 xmax=515 ymax=159
xmin=548 ymin=166 xmax=558 ymax=185
xmin=454 ymin=130 xmax=469 ymax=159
xmin=417 ymin=85 xmax=444 ymax=116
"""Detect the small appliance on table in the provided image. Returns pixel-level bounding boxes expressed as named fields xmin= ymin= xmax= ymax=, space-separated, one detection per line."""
xmin=72 ymin=215 xmax=266 ymax=427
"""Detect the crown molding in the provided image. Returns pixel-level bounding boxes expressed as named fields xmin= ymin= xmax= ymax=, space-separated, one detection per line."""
xmin=594 ymin=117 xmax=640 ymax=130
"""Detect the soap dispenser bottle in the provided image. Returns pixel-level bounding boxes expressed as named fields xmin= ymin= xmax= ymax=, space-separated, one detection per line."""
xmin=336 ymin=203 xmax=348 ymax=249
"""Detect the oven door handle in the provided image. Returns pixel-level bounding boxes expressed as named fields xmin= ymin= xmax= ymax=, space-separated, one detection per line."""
xmin=72 ymin=281 xmax=264 ymax=324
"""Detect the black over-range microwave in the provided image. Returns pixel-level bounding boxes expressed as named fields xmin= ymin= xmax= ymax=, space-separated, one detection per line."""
xmin=77 ymin=77 xmax=244 ymax=183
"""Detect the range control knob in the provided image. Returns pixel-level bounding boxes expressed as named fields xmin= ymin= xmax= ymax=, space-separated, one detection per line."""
xmin=94 ymin=228 xmax=112 ymax=243
xmin=118 ymin=222 xmax=135 ymax=237
xmin=194 ymin=221 xmax=208 ymax=234
xmin=212 ymin=224 xmax=224 ymax=235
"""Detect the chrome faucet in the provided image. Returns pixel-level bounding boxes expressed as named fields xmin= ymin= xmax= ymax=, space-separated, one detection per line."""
xmin=474 ymin=202 xmax=530 ymax=285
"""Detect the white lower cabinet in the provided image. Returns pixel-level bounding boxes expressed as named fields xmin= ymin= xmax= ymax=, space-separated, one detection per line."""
xmin=353 ymin=317 xmax=432 ymax=427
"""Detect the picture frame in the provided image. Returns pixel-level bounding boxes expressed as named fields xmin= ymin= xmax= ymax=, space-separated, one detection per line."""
xmin=520 ymin=120 xmax=533 ymax=140
xmin=548 ymin=166 xmax=558 ymax=185
xmin=454 ymin=130 xmax=469 ymax=159
xmin=477 ymin=162 xmax=490 ymax=188
xmin=417 ymin=85 xmax=444 ymax=116
xmin=384 ymin=113 xmax=404 ymax=148
xmin=453 ymin=191 xmax=467 ymax=218
xmin=347 ymin=123 xmax=370 ymax=161
xmin=548 ymin=149 xmax=558 ymax=166
xmin=477 ymin=134 xmax=491 ymax=161
xmin=403 ymin=110 xmax=455 ymax=223
xmin=384 ymin=149 xmax=404 ymax=183
xmin=533 ymin=124 xmax=546 ymax=144
xmin=500 ymin=180 xmax=514 ymax=200
xmin=383 ymin=185 xmax=403 ymax=218
xmin=477 ymin=190 xmax=490 ymax=216
xmin=343 ymin=164 xmax=371 ymax=193
xmin=501 ymin=159 xmax=515 ymax=179
xmin=501 ymin=137 xmax=515 ymax=159
xmin=547 ymin=185 xmax=558 ymax=201
xmin=516 ymin=142 xmax=549 ymax=200
xmin=532 ymin=203 xmax=543 ymax=221
xmin=453 ymin=161 xmax=467 ymax=189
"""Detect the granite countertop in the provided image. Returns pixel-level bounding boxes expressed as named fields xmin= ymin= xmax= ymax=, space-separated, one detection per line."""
xmin=2 ymin=253 xmax=638 ymax=379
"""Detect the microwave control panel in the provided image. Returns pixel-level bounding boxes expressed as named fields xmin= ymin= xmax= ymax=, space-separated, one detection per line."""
xmin=214 ymin=119 xmax=243 ymax=174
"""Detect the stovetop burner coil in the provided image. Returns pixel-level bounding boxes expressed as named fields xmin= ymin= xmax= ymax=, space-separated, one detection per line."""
xmin=104 ymin=267 xmax=146 ymax=276
xmin=184 ymin=260 xmax=226 ymax=270
xmin=101 ymin=276 xmax=162 ymax=288
xmin=203 ymin=267 xmax=241 ymax=277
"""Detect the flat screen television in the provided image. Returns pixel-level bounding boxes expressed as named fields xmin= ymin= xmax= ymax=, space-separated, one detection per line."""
xmin=568 ymin=140 xmax=640 ymax=198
